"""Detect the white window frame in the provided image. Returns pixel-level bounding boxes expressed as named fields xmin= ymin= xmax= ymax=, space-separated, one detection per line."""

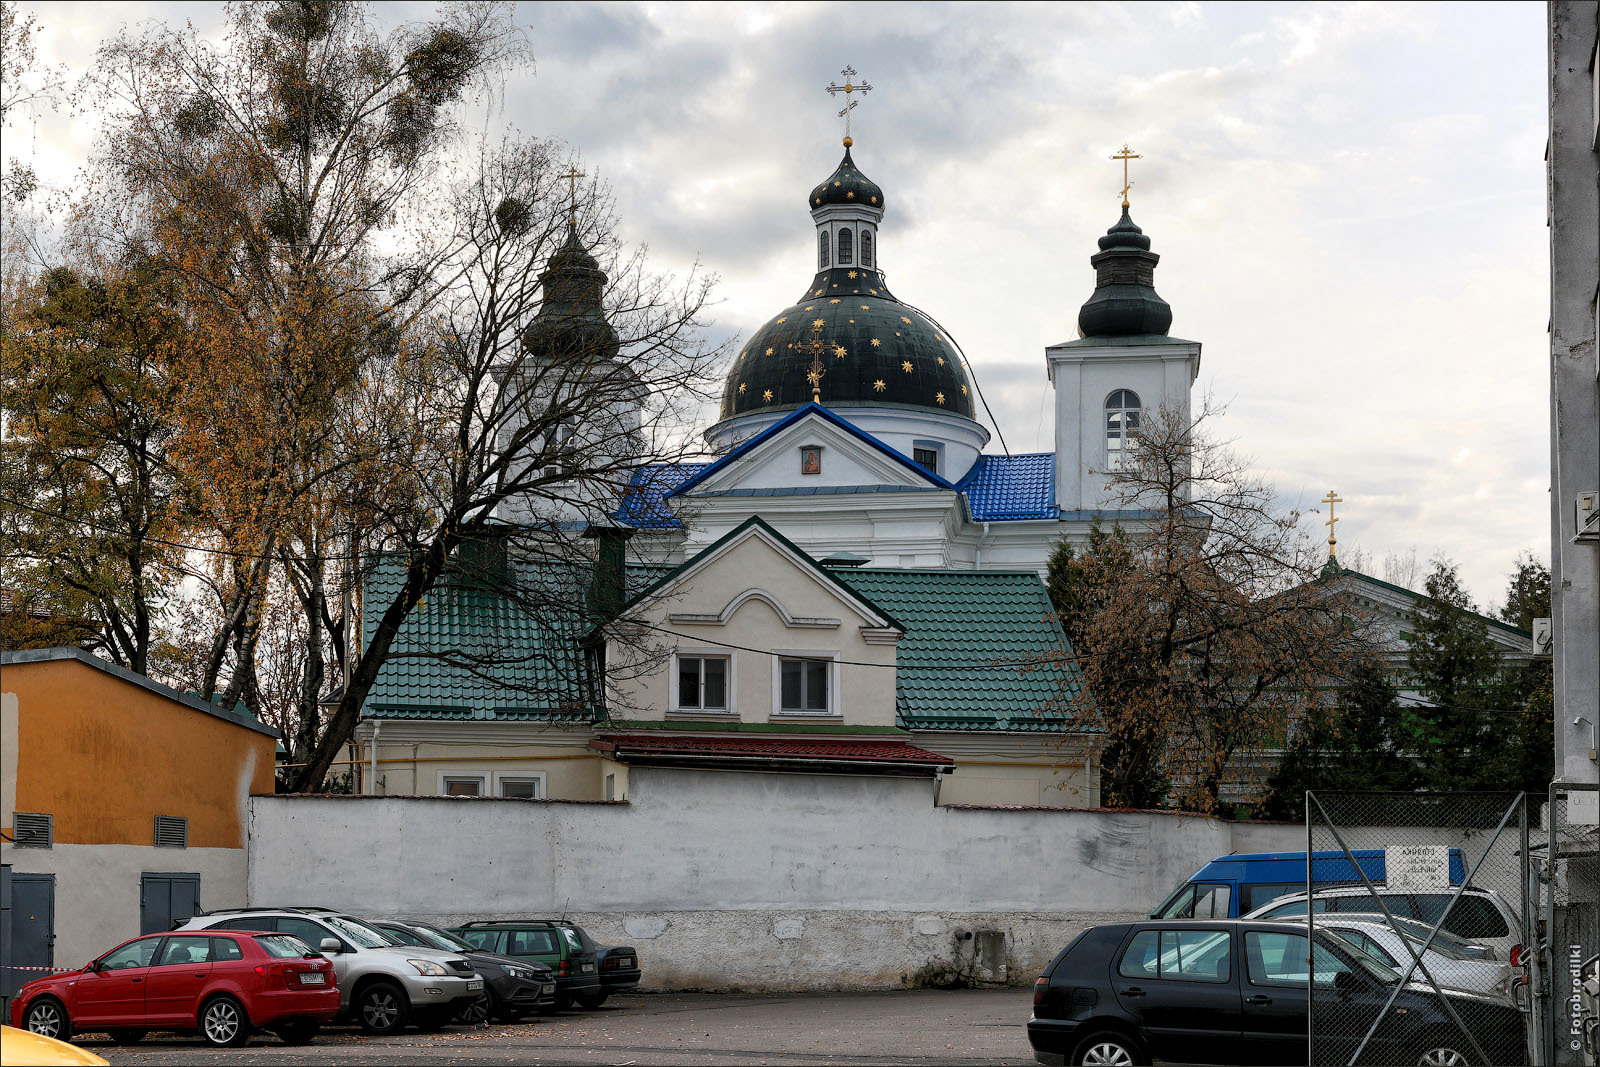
xmin=669 ymin=650 xmax=736 ymax=716
xmin=1104 ymin=389 xmax=1142 ymax=471
xmin=770 ymin=649 xmax=842 ymax=719
xmin=493 ymin=773 xmax=547 ymax=799
xmin=438 ymin=773 xmax=487 ymax=796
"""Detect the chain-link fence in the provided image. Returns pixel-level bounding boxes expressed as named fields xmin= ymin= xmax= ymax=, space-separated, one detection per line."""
xmin=1304 ymin=792 xmax=1534 ymax=1066
xmin=1545 ymin=782 xmax=1599 ymax=1067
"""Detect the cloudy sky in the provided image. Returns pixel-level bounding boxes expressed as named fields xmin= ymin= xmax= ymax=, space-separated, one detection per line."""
xmin=7 ymin=1 xmax=1550 ymax=609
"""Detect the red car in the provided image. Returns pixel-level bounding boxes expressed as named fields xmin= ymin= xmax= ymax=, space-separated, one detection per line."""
xmin=9 ymin=930 xmax=339 ymax=1048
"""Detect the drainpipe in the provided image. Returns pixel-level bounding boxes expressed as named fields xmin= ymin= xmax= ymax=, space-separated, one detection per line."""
xmin=974 ymin=522 xmax=991 ymax=569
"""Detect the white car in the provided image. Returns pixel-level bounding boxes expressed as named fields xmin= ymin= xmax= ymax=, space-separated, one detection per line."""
xmin=1241 ymin=885 xmax=1523 ymax=963
xmin=1314 ymin=918 xmax=1516 ymax=1003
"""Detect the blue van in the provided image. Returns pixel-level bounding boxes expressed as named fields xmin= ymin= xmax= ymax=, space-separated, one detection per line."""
xmin=1151 ymin=849 xmax=1468 ymax=919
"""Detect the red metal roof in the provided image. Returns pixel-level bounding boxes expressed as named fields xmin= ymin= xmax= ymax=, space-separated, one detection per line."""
xmin=590 ymin=734 xmax=953 ymax=766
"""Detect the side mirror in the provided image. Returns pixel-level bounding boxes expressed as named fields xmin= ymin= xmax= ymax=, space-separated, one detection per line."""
xmin=319 ymin=937 xmax=343 ymax=954
xmin=85 ymin=960 xmax=100 ymax=973
xmin=1334 ymin=970 xmax=1361 ymax=995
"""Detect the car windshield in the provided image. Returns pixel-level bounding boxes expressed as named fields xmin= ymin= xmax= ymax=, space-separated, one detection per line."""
xmin=257 ymin=934 xmax=315 ymax=959
xmin=411 ymin=923 xmax=477 ymax=953
xmin=325 ymin=915 xmax=397 ymax=949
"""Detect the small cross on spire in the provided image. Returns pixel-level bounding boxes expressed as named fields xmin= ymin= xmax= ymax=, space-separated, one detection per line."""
xmin=560 ymin=166 xmax=586 ymax=227
xmin=1111 ymin=144 xmax=1141 ymax=208
xmin=825 ymin=65 xmax=873 ymax=147
xmin=1321 ymin=490 xmax=1344 ymax=558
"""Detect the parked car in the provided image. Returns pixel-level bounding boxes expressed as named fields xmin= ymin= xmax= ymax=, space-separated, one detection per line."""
xmin=596 ymin=943 xmax=642 ymax=1002
xmin=0 ymin=1025 xmax=110 ymax=1066
xmin=452 ymin=921 xmax=602 ymax=1009
xmin=8 ymin=930 xmax=338 ymax=1049
xmin=1152 ymin=849 xmax=1468 ymax=921
xmin=1311 ymin=918 xmax=1516 ymax=1003
xmin=1027 ymin=919 xmax=1525 ymax=1067
xmin=1268 ymin=912 xmax=1496 ymax=962
xmin=178 ymin=907 xmax=480 ymax=1034
xmin=1241 ymin=886 xmax=1523 ymax=964
xmin=368 ymin=919 xmax=557 ymax=1023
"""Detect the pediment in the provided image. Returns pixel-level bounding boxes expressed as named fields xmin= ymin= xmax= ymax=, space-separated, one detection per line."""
xmin=683 ymin=411 xmax=944 ymax=497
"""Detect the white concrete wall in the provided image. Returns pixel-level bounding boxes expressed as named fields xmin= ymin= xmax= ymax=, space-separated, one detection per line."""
xmin=249 ymin=767 xmax=1302 ymax=990
xmin=0 ymin=844 xmax=248 ymax=969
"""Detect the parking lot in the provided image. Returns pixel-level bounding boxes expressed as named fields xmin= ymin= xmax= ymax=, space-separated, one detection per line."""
xmin=74 ymin=989 xmax=1035 ymax=1066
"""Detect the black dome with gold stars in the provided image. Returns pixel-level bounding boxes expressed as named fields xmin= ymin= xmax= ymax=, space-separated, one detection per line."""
xmin=807 ymin=145 xmax=884 ymax=210
xmin=720 ymin=267 xmax=976 ymax=421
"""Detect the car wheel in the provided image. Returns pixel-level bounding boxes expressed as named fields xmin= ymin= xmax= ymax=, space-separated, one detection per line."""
xmin=1071 ymin=1031 xmax=1146 ymax=1067
xmin=456 ymin=988 xmax=496 ymax=1026
xmin=200 ymin=994 xmax=252 ymax=1048
xmin=272 ymin=1020 xmax=320 ymax=1045
xmin=1414 ymin=1046 xmax=1471 ymax=1067
xmin=23 ymin=997 xmax=70 ymax=1041
xmin=576 ymin=990 xmax=609 ymax=1009
xmin=106 ymin=1029 xmax=148 ymax=1044
xmin=355 ymin=981 xmax=410 ymax=1034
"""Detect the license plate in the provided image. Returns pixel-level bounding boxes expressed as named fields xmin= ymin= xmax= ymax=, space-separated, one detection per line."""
xmin=619 ymin=958 xmax=634 ymax=967
xmin=299 ymin=972 xmax=326 ymax=985
xmin=543 ymin=983 xmax=555 ymax=994
xmin=581 ymin=963 xmax=595 ymax=973
xmin=467 ymin=980 xmax=483 ymax=991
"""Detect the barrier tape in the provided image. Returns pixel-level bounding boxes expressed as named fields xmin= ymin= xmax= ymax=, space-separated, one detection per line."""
xmin=1 ymin=964 xmax=76 ymax=973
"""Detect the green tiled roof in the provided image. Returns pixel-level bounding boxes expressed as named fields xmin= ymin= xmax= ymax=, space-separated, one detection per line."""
xmin=360 ymin=551 xmax=597 ymax=721
xmin=835 ymin=569 xmax=1085 ymax=732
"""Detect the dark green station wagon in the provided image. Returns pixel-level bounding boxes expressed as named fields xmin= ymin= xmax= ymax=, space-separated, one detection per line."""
xmin=451 ymin=921 xmax=603 ymax=1009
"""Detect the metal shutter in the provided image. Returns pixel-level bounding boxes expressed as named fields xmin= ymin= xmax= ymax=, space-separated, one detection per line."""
xmin=154 ymin=815 xmax=188 ymax=848
xmin=12 ymin=812 xmax=52 ymax=848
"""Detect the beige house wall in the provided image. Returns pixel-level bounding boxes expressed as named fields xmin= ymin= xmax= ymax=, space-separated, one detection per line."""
xmin=353 ymin=724 xmax=611 ymax=800
xmin=607 ymin=531 xmax=900 ymax=726
xmin=918 ymin=733 xmax=1098 ymax=808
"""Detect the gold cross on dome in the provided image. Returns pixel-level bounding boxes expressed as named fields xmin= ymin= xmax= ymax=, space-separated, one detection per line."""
xmin=560 ymin=166 xmax=586 ymax=226
xmin=1321 ymin=490 xmax=1343 ymax=556
xmin=1110 ymin=144 xmax=1141 ymax=208
xmin=825 ymin=65 xmax=874 ymax=145
xmin=795 ymin=320 xmax=832 ymax=403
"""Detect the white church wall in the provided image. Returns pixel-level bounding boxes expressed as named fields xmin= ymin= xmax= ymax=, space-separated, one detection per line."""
xmin=248 ymin=768 xmax=1307 ymax=991
xmin=704 ymin=406 xmax=989 ymax=484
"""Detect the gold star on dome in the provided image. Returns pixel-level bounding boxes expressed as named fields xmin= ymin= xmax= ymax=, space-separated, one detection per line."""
xmin=935 ymin=392 xmax=945 ymax=405
xmin=846 ymin=191 xmax=855 ymax=199
xmin=900 ymin=316 xmax=911 ymax=325
xmin=806 ymin=366 xmax=823 ymax=387
xmin=935 ymin=332 xmax=943 ymax=340
xmin=860 ymin=304 xmax=870 ymax=310
xmin=763 ymin=389 xmax=773 ymax=402
xmin=833 ymin=181 xmax=841 ymax=187
xmin=833 ymin=345 xmax=847 ymax=358
xmin=814 ymin=197 xmax=822 ymax=205
xmin=873 ymin=379 xmax=887 ymax=392
xmin=960 ymin=385 xmax=968 ymax=396
xmin=805 ymin=305 xmax=815 ymax=310
xmin=739 ymin=350 xmax=746 ymax=360
xmin=869 ymin=338 xmax=881 ymax=347
xmin=848 ymin=319 xmax=855 ymax=323
xmin=829 ymin=299 xmax=841 ymax=304
xmin=868 ymin=288 xmax=878 ymax=295
xmin=937 ymin=356 xmax=945 ymax=366
xmin=847 ymin=271 xmax=858 ymax=279
xmin=870 ymin=195 xmax=878 ymax=204
xmin=812 ymin=318 xmax=825 ymax=328
xmin=738 ymin=383 xmax=747 ymax=394
xmin=765 ymin=347 xmax=774 ymax=356
xmin=776 ymin=317 xmax=787 ymax=324
xmin=901 ymin=361 xmax=913 ymax=373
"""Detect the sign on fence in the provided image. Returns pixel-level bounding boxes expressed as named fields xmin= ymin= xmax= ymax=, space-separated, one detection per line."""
xmin=1384 ymin=843 xmax=1451 ymax=892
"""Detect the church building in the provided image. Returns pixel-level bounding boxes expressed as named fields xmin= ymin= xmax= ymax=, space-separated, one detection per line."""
xmin=347 ymin=102 xmax=1205 ymax=809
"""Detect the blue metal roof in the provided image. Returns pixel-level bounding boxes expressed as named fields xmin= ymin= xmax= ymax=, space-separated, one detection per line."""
xmin=958 ymin=452 xmax=1057 ymax=521
xmin=614 ymin=462 xmax=711 ymax=529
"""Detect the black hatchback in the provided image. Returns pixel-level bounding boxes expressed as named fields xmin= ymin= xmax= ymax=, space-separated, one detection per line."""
xmin=1027 ymin=920 xmax=1525 ymax=1066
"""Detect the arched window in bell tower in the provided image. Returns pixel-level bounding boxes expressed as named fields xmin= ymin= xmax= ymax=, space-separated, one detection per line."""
xmin=818 ymin=231 xmax=830 ymax=269
xmin=860 ymin=230 xmax=873 ymax=268
xmin=1105 ymin=389 xmax=1142 ymax=471
xmin=837 ymin=227 xmax=853 ymax=265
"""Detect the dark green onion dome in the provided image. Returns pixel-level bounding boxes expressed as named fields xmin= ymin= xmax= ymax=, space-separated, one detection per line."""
xmin=1076 ymin=207 xmax=1174 ymax=338
xmin=808 ymin=146 xmax=885 ymax=211
xmin=719 ymin=266 xmax=976 ymax=420
xmin=522 ymin=223 xmax=620 ymax=361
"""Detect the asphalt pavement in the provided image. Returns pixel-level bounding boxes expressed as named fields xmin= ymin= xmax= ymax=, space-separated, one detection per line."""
xmin=85 ymin=989 xmax=1037 ymax=1066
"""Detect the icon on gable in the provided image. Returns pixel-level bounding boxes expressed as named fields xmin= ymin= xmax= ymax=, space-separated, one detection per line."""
xmin=800 ymin=446 xmax=822 ymax=476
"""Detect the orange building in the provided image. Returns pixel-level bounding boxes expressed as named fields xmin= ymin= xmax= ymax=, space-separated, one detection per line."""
xmin=1 ymin=648 xmax=278 ymax=1003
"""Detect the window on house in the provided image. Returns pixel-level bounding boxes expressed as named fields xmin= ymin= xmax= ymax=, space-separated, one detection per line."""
xmin=441 ymin=775 xmax=485 ymax=796
xmin=913 ymin=447 xmax=939 ymax=475
xmin=860 ymin=230 xmax=873 ymax=267
xmin=779 ymin=657 xmax=831 ymax=713
xmin=837 ymin=227 xmax=853 ymax=265
xmin=497 ymin=776 xmax=544 ymax=799
xmin=818 ymin=230 xmax=830 ymax=269
xmin=678 ymin=655 xmax=729 ymax=711
xmin=1105 ymin=389 xmax=1142 ymax=471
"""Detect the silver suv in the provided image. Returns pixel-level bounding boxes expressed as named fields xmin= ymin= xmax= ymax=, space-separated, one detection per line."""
xmin=177 ymin=907 xmax=481 ymax=1034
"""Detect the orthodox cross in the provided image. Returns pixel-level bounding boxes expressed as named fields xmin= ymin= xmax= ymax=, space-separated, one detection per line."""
xmin=1111 ymin=144 xmax=1141 ymax=208
xmin=796 ymin=319 xmax=832 ymax=403
xmin=560 ymin=166 xmax=586 ymax=226
xmin=1321 ymin=490 xmax=1343 ymax=557
xmin=825 ymin=66 xmax=873 ymax=145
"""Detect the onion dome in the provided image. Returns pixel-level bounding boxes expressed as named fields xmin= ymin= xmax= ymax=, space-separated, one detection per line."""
xmin=521 ymin=224 xmax=620 ymax=361
xmin=807 ymin=146 xmax=885 ymax=211
xmin=721 ymin=146 xmax=974 ymax=421
xmin=1076 ymin=208 xmax=1174 ymax=338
